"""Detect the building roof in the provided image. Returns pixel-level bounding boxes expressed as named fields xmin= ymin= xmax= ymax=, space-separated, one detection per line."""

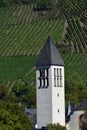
xmin=24 ymin=108 xmax=36 ymax=125
xmin=74 ymin=98 xmax=87 ymax=110
xmin=36 ymin=36 xmax=64 ymax=66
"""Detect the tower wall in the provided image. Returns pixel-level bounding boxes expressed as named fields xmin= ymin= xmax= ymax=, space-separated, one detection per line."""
xmin=51 ymin=66 xmax=65 ymax=126
xmin=36 ymin=65 xmax=65 ymax=129
xmin=36 ymin=67 xmax=52 ymax=129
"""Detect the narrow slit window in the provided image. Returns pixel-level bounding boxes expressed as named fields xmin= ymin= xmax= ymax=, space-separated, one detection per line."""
xmin=54 ymin=78 xmax=56 ymax=87
xmin=54 ymin=68 xmax=56 ymax=77
xmin=60 ymin=69 xmax=62 ymax=77
xmin=57 ymin=68 xmax=59 ymax=77
xmin=57 ymin=78 xmax=59 ymax=87
xmin=60 ymin=77 xmax=62 ymax=87
xmin=38 ymin=78 xmax=42 ymax=89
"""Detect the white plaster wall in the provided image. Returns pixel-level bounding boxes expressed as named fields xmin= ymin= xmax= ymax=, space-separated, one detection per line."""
xmin=68 ymin=110 xmax=84 ymax=130
xmin=36 ymin=67 xmax=52 ymax=129
xmin=51 ymin=66 xmax=65 ymax=126
xmin=36 ymin=65 xmax=65 ymax=129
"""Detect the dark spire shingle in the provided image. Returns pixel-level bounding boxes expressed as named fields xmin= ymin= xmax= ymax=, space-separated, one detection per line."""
xmin=36 ymin=36 xmax=64 ymax=66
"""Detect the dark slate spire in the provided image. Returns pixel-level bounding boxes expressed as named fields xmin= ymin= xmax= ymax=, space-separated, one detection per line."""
xmin=36 ymin=36 xmax=64 ymax=66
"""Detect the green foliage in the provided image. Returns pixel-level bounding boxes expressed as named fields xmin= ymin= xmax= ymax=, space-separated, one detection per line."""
xmin=0 ymin=0 xmax=9 ymax=7
xmin=0 ymin=101 xmax=33 ymax=130
xmin=65 ymin=73 xmax=87 ymax=104
xmin=11 ymin=80 xmax=36 ymax=107
xmin=36 ymin=0 xmax=55 ymax=10
xmin=0 ymin=56 xmax=37 ymax=80
xmin=48 ymin=123 xmax=67 ymax=130
xmin=0 ymin=85 xmax=9 ymax=99
xmin=84 ymin=108 xmax=87 ymax=119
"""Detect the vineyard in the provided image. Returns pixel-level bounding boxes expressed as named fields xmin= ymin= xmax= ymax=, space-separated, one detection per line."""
xmin=0 ymin=0 xmax=87 ymax=93
xmin=0 ymin=5 xmax=39 ymax=25
xmin=0 ymin=53 xmax=87 ymax=88
xmin=57 ymin=0 xmax=86 ymax=18
xmin=0 ymin=1 xmax=86 ymax=56
xmin=57 ymin=0 xmax=87 ymax=53
xmin=0 ymin=19 xmax=64 ymax=56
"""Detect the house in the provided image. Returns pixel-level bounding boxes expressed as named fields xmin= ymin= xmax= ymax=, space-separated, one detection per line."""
xmin=66 ymin=99 xmax=87 ymax=130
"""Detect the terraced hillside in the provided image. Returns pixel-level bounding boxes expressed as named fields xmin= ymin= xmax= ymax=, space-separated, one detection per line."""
xmin=65 ymin=18 xmax=86 ymax=53
xmin=0 ymin=0 xmax=87 ymax=107
xmin=0 ymin=19 xmax=64 ymax=56
xmin=0 ymin=1 xmax=87 ymax=56
xmin=0 ymin=0 xmax=87 ymax=90
xmin=57 ymin=0 xmax=87 ymax=53
xmin=0 ymin=5 xmax=65 ymax=56
xmin=0 ymin=5 xmax=38 ymax=25
xmin=57 ymin=0 xmax=86 ymax=18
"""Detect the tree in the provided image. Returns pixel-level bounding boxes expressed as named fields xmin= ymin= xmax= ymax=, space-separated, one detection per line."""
xmin=0 ymin=101 xmax=33 ymax=130
xmin=11 ymin=80 xmax=36 ymax=108
xmin=48 ymin=123 xmax=67 ymax=130
xmin=65 ymin=73 xmax=87 ymax=104
xmin=0 ymin=85 xmax=9 ymax=99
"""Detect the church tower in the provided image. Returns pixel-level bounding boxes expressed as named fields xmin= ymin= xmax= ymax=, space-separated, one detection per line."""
xmin=36 ymin=36 xmax=65 ymax=129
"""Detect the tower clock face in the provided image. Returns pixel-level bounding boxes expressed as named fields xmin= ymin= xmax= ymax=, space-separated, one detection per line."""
xmin=41 ymin=69 xmax=45 ymax=77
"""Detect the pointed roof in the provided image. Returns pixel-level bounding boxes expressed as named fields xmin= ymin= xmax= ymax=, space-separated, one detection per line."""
xmin=36 ymin=36 xmax=64 ymax=66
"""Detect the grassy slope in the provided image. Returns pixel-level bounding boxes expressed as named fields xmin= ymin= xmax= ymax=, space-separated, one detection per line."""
xmin=0 ymin=56 xmax=37 ymax=81
xmin=0 ymin=54 xmax=87 ymax=85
